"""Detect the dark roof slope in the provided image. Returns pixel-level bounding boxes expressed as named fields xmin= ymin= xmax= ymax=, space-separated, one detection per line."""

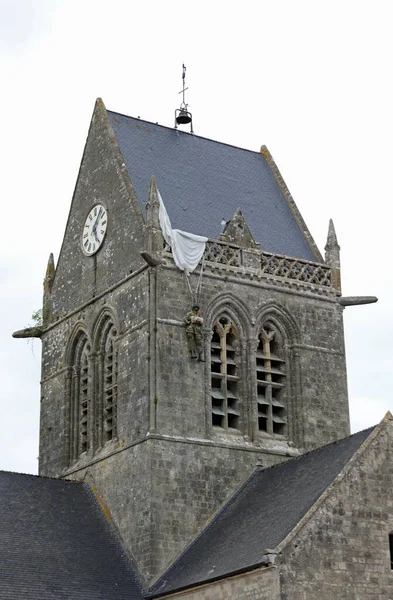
xmin=0 ymin=471 xmax=144 ymax=600
xmin=108 ymin=111 xmax=317 ymax=261
xmin=151 ymin=427 xmax=374 ymax=596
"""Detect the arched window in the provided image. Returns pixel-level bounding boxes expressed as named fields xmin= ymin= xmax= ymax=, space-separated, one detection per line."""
xmin=97 ymin=318 xmax=118 ymax=445
xmin=256 ymin=323 xmax=286 ymax=436
xmin=69 ymin=332 xmax=91 ymax=461
xmin=211 ymin=316 xmax=240 ymax=430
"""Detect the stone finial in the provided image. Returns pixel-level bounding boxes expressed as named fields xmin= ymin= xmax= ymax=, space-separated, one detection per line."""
xmin=146 ymin=176 xmax=160 ymax=213
xmin=220 ymin=208 xmax=259 ymax=249
xmin=43 ymin=253 xmax=55 ymax=299
xmin=324 ymin=219 xmax=341 ymax=292
xmin=145 ymin=176 xmax=163 ymax=254
xmin=324 ymin=219 xmax=340 ymax=265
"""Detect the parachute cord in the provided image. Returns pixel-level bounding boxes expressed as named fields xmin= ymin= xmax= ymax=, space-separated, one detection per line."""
xmin=184 ymin=255 xmax=205 ymax=306
xmin=184 ymin=271 xmax=194 ymax=303
xmin=195 ymin=255 xmax=205 ymax=304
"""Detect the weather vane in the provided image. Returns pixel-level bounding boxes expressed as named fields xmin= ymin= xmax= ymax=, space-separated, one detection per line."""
xmin=175 ymin=64 xmax=194 ymax=133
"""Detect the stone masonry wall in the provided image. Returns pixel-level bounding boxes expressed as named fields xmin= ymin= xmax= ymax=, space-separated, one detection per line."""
xmin=148 ymin=439 xmax=289 ymax=578
xmin=40 ymin=252 xmax=350 ymax=582
xmin=40 ymin=269 xmax=150 ymax=476
xmin=38 ymin=98 xmax=353 ymax=590
xmin=66 ymin=436 xmax=289 ymax=583
xmin=162 ymin=566 xmax=280 ymax=600
xmin=42 ymin=255 xmax=350 ymax=580
xmin=47 ymin=99 xmax=146 ymax=317
xmin=68 ymin=440 xmax=153 ymax=580
xmin=154 ymin=262 xmax=349 ymax=450
xmin=279 ymin=419 xmax=393 ymax=599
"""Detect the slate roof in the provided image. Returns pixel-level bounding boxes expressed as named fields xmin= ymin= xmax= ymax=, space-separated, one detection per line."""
xmin=108 ymin=110 xmax=317 ymax=261
xmin=0 ymin=471 xmax=144 ymax=600
xmin=151 ymin=427 xmax=375 ymax=596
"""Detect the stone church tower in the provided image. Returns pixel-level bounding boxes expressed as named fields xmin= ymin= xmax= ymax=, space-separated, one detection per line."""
xmin=38 ymin=99 xmax=350 ymax=583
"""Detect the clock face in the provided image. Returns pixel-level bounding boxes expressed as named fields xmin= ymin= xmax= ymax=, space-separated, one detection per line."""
xmin=81 ymin=204 xmax=108 ymax=256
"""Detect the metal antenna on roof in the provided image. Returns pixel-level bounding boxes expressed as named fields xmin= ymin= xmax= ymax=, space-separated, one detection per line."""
xmin=175 ymin=64 xmax=194 ymax=133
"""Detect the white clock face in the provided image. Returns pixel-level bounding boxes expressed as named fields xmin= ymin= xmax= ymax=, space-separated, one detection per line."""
xmin=81 ymin=204 xmax=108 ymax=256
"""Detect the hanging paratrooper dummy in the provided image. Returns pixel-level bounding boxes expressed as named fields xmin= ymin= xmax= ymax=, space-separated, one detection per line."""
xmin=184 ymin=305 xmax=204 ymax=360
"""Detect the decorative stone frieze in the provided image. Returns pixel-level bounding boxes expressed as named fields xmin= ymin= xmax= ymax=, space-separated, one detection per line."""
xmin=166 ymin=239 xmax=333 ymax=290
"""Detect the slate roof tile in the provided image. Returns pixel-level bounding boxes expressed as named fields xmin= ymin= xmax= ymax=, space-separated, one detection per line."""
xmin=151 ymin=427 xmax=374 ymax=596
xmin=0 ymin=471 xmax=144 ymax=600
xmin=108 ymin=111 xmax=317 ymax=261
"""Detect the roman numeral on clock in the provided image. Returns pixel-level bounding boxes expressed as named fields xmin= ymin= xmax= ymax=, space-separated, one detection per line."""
xmin=82 ymin=205 xmax=106 ymax=254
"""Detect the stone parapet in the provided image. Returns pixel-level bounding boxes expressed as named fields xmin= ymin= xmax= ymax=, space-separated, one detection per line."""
xmin=164 ymin=238 xmax=335 ymax=293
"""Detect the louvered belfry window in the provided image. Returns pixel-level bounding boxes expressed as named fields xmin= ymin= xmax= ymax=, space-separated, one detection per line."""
xmin=102 ymin=324 xmax=117 ymax=442
xmin=211 ymin=316 xmax=240 ymax=430
xmin=256 ymin=326 xmax=286 ymax=435
xmin=69 ymin=332 xmax=91 ymax=461
xmin=79 ymin=342 xmax=90 ymax=454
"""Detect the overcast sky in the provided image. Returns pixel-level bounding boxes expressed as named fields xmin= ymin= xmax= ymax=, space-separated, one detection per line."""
xmin=1 ymin=0 xmax=392 ymax=474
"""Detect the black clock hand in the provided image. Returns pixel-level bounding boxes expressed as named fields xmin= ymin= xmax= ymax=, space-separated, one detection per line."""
xmin=92 ymin=207 xmax=103 ymax=233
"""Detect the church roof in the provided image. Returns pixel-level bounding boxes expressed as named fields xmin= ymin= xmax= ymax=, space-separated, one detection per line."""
xmin=0 ymin=471 xmax=144 ymax=600
xmin=107 ymin=110 xmax=319 ymax=261
xmin=151 ymin=427 xmax=375 ymax=596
